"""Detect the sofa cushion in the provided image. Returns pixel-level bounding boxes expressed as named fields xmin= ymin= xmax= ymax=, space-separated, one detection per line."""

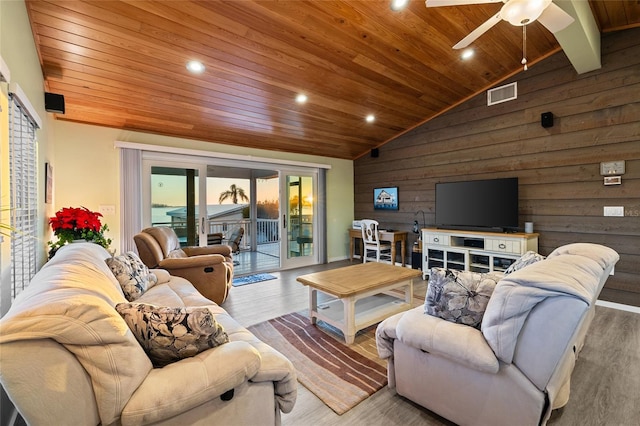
xmin=379 ymin=307 xmax=499 ymax=373
xmin=425 ymin=268 xmax=501 ymax=328
xmin=504 ymin=251 xmax=545 ymax=275
xmin=106 ymin=252 xmax=158 ymax=301
xmin=115 ymin=302 xmax=229 ymax=367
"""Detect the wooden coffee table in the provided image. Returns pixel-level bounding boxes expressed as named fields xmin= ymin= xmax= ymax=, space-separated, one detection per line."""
xmin=296 ymin=262 xmax=421 ymax=344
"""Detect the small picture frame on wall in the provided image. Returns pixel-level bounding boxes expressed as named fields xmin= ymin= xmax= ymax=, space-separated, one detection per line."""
xmin=45 ymin=162 xmax=53 ymax=204
xmin=373 ymin=187 xmax=398 ymax=210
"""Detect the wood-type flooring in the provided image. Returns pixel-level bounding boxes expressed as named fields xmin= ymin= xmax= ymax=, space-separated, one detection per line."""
xmin=223 ymin=260 xmax=640 ymax=426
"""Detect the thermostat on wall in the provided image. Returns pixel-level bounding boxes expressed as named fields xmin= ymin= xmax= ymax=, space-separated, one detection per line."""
xmin=600 ymin=160 xmax=625 ymax=175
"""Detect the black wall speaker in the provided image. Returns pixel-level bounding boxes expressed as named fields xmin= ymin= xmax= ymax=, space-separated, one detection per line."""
xmin=45 ymin=92 xmax=65 ymax=114
xmin=541 ymin=111 xmax=553 ymax=128
xmin=371 ymin=148 xmax=379 ymax=158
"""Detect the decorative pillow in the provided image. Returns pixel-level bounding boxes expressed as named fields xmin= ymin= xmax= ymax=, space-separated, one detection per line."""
xmin=115 ymin=303 xmax=229 ymax=367
xmin=424 ymin=268 xmax=501 ymax=328
xmin=504 ymin=251 xmax=546 ymax=275
xmin=106 ymin=252 xmax=158 ymax=301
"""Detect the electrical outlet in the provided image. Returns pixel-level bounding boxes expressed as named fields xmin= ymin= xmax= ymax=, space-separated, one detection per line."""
xmin=603 ymin=206 xmax=624 ymax=217
xmin=99 ymin=204 xmax=116 ymax=216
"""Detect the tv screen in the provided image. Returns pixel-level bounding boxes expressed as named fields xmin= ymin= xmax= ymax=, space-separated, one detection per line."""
xmin=435 ymin=178 xmax=519 ymax=231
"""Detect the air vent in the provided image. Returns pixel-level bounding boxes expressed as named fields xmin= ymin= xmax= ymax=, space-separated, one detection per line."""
xmin=487 ymin=82 xmax=517 ymax=106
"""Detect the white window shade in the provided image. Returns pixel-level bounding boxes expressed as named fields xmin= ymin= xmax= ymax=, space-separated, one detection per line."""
xmin=9 ymin=94 xmax=39 ymax=298
xmin=8 ymin=82 xmax=42 ymax=129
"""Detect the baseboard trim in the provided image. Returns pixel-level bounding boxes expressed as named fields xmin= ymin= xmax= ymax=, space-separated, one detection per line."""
xmin=596 ymin=299 xmax=640 ymax=314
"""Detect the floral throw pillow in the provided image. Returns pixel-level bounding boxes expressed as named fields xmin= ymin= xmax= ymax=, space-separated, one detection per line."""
xmin=115 ymin=303 xmax=229 ymax=367
xmin=504 ymin=251 xmax=546 ymax=275
xmin=424 ymin=268 xmax=501 ymax=328
xmin=106 ymin=252 xmax=157 ymax=301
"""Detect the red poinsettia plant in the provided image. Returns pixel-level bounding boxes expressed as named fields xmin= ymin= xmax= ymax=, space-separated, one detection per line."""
xmin=48 ymin=206 xmax=111 ymax=258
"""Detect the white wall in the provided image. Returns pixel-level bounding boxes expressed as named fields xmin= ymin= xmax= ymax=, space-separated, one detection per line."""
xmin=0 ymin=0 xmax=55 ymax=317
xmin=51 ymin=120 xmax=355 ymax=262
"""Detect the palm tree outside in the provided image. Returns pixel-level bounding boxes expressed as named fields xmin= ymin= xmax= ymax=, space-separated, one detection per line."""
xmin=219 ymin=184 xmax=249 ymax=204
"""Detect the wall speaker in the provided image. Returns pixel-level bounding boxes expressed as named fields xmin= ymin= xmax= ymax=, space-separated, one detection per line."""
xmin=45 ymin=92 xmax=65 ymax=114
xmin=371 ymin=148 xmax=379 ymax=158
xmin=541 ymin=111 xmax=553 ymax=128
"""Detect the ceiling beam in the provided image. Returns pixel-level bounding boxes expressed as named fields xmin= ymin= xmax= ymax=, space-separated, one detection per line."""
xmin=555 ymin=0 xmax=601 ymax=74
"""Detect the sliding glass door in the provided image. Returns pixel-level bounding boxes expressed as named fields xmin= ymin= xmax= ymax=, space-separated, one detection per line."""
xmin=140 ymin=151 xmax=323 ymax=274
xmin=281 ymin=171 xmax=318 ymax=269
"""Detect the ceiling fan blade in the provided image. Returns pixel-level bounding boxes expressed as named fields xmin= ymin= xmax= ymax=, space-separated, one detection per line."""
xmin=453 ymin=12 xmax=502 ymax=49
xmin=537 ymin=2 xmax=574 ymax=33
xmin=425 ymin=0 xmax=502 ymax=8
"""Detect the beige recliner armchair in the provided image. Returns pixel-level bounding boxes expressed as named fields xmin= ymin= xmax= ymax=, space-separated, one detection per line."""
xmin=133 ymin=226 xmax=234 ymax=304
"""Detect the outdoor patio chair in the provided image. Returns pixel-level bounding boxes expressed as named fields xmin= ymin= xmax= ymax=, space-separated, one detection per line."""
xmin=207 ymin=232 xmax=223 ymax=245
xmin=134 ymin=226 xmax=234 ymax=304
xmin=228 ymin=227 xmax=244 ymax=254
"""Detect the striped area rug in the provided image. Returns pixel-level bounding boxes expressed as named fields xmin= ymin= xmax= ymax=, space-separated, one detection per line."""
xmin=248 ymin=311 xmax=387 ymax=415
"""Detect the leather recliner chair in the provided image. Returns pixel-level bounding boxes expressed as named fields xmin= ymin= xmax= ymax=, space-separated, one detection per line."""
xmin=133 ymin=226 xmax=234 ymax=304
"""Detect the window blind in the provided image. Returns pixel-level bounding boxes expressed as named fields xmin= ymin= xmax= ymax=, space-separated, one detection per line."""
xmin=9 ymin=95 xmax=38 ymax=299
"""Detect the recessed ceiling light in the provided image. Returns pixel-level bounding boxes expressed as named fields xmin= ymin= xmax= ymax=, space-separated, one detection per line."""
xmin=390 ymin=0 xmax=409 ymax=11
xmin=366 ymin=114 xmax=375 ymax=123
xmin=296 ymin=93 xmax=308 ymax=104
xmin=186 ymin=60 xmax=205 ymax=74
xmin=462 ymin=49 xmax=474 ymax=60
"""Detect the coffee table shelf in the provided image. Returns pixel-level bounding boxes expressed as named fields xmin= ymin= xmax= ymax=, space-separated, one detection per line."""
xmin=315 ymin=293 xmax=412 ymax=340
xmin=297 ymin=263 xmax=421 ymax=344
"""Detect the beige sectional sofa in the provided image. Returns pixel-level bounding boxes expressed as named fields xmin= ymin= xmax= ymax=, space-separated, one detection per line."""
xmin=377 ymin=243 xmax=619 ymax=426
xmin=0 ymin=242 xmax=297 ymax=425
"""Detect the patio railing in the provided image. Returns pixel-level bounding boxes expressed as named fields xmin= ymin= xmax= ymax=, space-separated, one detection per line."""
xmin=151 ymin=218 xmax=280 ymax=249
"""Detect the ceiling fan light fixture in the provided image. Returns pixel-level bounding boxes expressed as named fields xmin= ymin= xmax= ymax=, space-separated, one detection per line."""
xmin=501 ymin=0 xmax=552 ymax=26
xmin=461 ymin=49 xmax=474 ymax=60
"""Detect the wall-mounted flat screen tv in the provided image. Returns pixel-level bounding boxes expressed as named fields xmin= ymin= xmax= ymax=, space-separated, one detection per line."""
xmin=435 ymin=177 xmax=519 ymax=232
xmin=374 ymin=187 xmax=399 ymax=210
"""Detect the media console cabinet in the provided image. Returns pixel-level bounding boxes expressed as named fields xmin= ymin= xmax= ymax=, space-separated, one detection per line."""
xmin=421 ymin=228 xmax=539 ymax=280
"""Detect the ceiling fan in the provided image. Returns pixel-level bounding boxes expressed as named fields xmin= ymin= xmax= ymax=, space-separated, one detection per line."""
xmin=426 ymin=0 xmax=574 ymax=68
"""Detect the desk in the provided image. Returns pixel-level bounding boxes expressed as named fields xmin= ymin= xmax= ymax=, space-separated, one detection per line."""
xmin=349 ymin=228 xmax=408 ymax=267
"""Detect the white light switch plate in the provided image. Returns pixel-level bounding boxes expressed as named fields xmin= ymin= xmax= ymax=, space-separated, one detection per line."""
xmin=603 ymin=206 xmax=624 ymax=217
xmin=99 ymin=205 xmax=116 ymax=215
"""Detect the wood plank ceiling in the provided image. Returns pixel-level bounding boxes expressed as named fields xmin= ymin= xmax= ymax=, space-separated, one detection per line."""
xmin=25 ymin=0 xmax=640 ymax=160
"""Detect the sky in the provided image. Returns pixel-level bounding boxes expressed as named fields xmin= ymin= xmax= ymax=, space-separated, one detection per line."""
xmin=151 ymin=175 xmax=279 ymax=206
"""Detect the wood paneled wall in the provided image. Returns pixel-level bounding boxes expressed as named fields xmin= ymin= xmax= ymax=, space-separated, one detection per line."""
xmin=354 ymin=28 xmax=640 ymax=306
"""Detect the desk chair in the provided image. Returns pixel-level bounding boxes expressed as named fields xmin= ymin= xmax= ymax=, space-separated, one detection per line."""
xmin=360 ymin=219 xmax=392 ymax=263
